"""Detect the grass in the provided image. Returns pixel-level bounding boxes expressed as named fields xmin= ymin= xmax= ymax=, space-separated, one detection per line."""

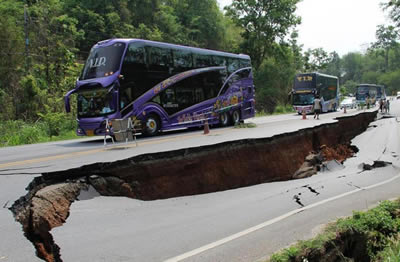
xmin=269 ymin=199 xmax=400 ymax=262
xmin=234 ymin=122 xmax=257 ymax=128
xmin=256 ymin=104 xmax=295 ymax=117
xmin=0 ymin=120 xmax=79 ymax=147
xmin=376 ymin=234 xmax=400 ymax=262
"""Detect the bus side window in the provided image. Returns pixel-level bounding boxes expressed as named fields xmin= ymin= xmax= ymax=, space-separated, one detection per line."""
xmin=212 ymin=56 xmax=227 ymax=67
xmin=172 ymin=49 xmax=193 ymax=72
xmin=195 ymin=87 xmax=204 ymax=103
xmin=190 ymin=76 xmax=205 ymax=103
xmin=236 ymin=69 xmax=251 ymax=80
xmin=175 ymin=79 xmax=194 ymax=110
xmin=121 ymin=43 xmax=146 ymax=75
xmin=239 ymin=59 xmax=251 ymax=68
xmin=203 ymin=71 xmax=225 ymax=99
xmin=159 ymin=88 xmax=179 ymax=115
xmin=146 ymin=46 xmax=172 ymax=73
xmin=161 ymin=89 xmax=176 ymax=104
xmin=194 ymin=53 xmax=212 ymax=68
xmin=220 ymin=74 xmax=240 ymax=95
xmin=227 ymin=58 xmax=240 ymax=74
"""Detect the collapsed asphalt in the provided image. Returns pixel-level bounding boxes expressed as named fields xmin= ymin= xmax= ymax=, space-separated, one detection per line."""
xmin=9 ymin=111 xmax=378 ymax=262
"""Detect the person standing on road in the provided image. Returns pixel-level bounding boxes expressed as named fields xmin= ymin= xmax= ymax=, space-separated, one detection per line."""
xmin=313 ymin=95 xmax=322 ymax=120
xmin=384 ymin=99 xmax=390 ymax=114
xmin=379 ymin=99 xmax=384 ymax=112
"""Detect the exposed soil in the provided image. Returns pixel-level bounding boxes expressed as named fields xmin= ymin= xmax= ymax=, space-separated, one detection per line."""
xmin=293 ymin=231 xmax=370 ymax=262
xmin=12 ymin=179 xmax=87 ymax=262
xmin=10 ymin=111 xmax=377 ymax=262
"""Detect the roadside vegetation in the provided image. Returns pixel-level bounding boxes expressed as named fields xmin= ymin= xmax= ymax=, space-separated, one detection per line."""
xmin=269 ymin=199 xmax=400 ymax=262
xmin=256 ymin=104 xmax=295 ymax=117
xmin=234 ymin=122 xmax=257 ymax=129
xmin=0 ymin=117 xmax=78 ymax=147
xmin=0 ymin=0 xmax=399 ymax=147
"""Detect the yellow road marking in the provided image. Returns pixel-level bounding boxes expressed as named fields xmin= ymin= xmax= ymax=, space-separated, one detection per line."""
xmin=0 ymin=128 xmax=231 ymax=169
xmin=0 ymin=148 xmax=104 ymax=169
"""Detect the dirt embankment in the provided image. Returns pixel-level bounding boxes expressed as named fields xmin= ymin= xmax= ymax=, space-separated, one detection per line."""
xmin=10 ymin=111 xmax=377 ymax=262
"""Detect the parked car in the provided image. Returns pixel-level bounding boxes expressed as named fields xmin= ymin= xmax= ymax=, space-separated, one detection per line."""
xmin=340 ymin=97 xmax=356 ymax=109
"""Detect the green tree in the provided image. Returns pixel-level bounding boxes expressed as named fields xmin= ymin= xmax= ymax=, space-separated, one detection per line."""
xmin=383 ymin=0 xmax=400 ymax=27
xmin=218 ymin=16 xmax=244 ymax=53
xmin=342 ymin=80 xmax=358 ymax=96
xmin=0 ymin=0 xmax=25 ymax=120
xmin=362 ymin=71 xmax=381 ymax=84
xmin=341 ymin=52 xmax=364 ymax=83
xmin=20 ymin=0 xmax=82 ymax=120
xmin=288 ymin=30 xmax=304 ymax=71
xmin=225 ymin=0 xmax=301 ymax=70
xmin=255 ymin=44 xmax=298 ymax=113
xmin=324 ymin=51 xmax=342 ymax=79
xmin=303 ymin=48 xmax=330 ymax=72
xmin=371 ymin=25 xmax=399 ymax=72
xmin=379 ymin=69 xmax=400 ymax=95
xmin=169 ymin=0 xmax=226 ymax=49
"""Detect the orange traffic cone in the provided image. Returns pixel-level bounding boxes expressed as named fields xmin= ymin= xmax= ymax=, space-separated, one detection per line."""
xmin=203 ymin=119 xmax=210 ymax=134
xmin=344 ymin=106 xmax=347 ymax=113
xmin=302 ymin=109 xmax=307 ymax=120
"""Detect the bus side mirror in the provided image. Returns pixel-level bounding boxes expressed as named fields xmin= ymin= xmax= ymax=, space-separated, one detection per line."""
xmin=64 ymin=89 xmax=76 ymax=113
xmin=65 ymin=96 xmax=71 ymax=113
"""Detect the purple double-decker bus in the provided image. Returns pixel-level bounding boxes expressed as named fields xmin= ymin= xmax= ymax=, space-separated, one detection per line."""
xmin=64 ymin=39 xmax=255 ymax=136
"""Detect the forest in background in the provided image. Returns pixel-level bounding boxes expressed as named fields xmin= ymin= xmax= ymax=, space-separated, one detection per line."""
xmin=0 ymin=0 xmax=400 ymax=145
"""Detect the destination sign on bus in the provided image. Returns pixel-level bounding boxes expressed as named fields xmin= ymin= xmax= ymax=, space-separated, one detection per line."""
xmin=297 ymin=76 xmax=313 ymax=82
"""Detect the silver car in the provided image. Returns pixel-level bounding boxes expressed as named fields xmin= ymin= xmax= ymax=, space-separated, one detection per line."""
xmin=340 ymin=97 xmax=356 ymax=109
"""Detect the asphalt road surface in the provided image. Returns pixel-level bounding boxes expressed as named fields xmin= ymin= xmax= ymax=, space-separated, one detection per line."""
xmin=1 ymin=103 xmax=399 ymax=262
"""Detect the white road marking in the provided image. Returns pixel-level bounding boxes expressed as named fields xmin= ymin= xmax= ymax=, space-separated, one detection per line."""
xmin=164 ymin=173 xmax=400 ymax=262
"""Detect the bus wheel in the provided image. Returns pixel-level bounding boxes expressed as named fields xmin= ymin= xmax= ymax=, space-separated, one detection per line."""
xmin=232 ymin=110 xmax=241 ymax=125
xmin=219 ymin=112 xmax=230 ymax=127
xmin=143 ymin=114 xmax=160 ymax=136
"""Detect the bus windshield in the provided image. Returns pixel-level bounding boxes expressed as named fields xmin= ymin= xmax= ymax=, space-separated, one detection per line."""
xmin=81 ymin=42 xmax=126 ymax=80
xmin=77 ymin=88 xmax=115 ymax=117
xmin=293 ymin=93 xmax=314 ymax=105
xmin=356 ymin=86 xmax=376 ymax=101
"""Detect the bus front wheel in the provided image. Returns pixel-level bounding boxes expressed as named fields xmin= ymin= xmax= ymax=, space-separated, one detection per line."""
xmin=232 ymin=110 xmax=241 ymax=125
xmin=143 ymin=114 xmax=160 ymax=136
xmin=219 ymin=112 xmax=230 ymax=127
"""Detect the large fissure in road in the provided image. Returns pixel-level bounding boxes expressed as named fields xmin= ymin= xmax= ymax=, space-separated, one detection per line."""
xmin=10 ymin=112 xmax=377 ymax=262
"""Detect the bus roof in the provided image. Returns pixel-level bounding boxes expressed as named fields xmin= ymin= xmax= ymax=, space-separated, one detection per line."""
xmin=94 ymin=38 xmax=251 ymax=60
xmin=296 ymin=72 xmax=338 ymax=80
xmin=357 ymin=83 xmax=384 ymax=87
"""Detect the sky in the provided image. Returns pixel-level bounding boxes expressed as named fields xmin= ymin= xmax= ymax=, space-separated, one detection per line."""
xmin=217 ymin=0 xmax=389 ymax=56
